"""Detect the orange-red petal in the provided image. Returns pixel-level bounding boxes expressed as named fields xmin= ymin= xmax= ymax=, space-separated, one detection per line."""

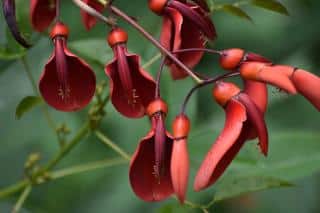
xmin=292 ymin=69 xmax=320 ymax=111
xmin=194 ymin=99 xmax=247 ymax=191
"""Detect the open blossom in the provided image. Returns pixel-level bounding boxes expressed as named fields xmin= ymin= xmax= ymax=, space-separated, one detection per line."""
xmin=129 ymin=99 xmax=174 ymax=201
xmin=148 ymin=0 xmax=216 ymax=79
xmin=194 ymin=81 xmax=268 ymax=191
xmin=240 ymin=62 xmax=320 ymax=111
xmin=105 ymin=28 xmax=156 ymax=118
xmin=39 ymin=22 xmax=96 ymax=112
xmin=30 ymin=0 xmax=104 ymax=32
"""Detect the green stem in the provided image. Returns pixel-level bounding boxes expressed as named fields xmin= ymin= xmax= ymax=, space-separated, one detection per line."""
xmin=95 ymin=131 xmax=131 ymax=161
xmin=0 ymin=180 xmax=29 ymax=199
xmin=20 ymin=56 xmax=57 ymax=133
xmin=41 ymin=122 xmax=90 ymax=172
xmin=142 ymin=53 xmax=162 ymax=69
xmin=11 ymin=185 xmax=32 ymax=213
xmin=50 ymin=158 xmax=127 ymax=179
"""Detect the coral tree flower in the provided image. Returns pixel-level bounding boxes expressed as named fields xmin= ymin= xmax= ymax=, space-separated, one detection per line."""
xmin=129 ymin=99 xmax=174 ymax=201
xmin=105 ymin=28 xmax=156 ymax=118
xmin=240 ymin=62 xmax=320 ymax=111
xmin=148 ymin=0 xmax=216 ymax=79
xmin=39 ymin=22 xmax=96 ymax=112
xmin=171 ymin=114 xmax=190 ymax=203
xmin=194 ymin=81 xmax=268 ymax=191
xmin=30 ymin=0 xmax=104 ymax=32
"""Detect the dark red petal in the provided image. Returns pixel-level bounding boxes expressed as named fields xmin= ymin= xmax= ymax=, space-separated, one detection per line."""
xmin=238 ymin=93 xmax=268 ymax=156
xmin=292 ymin=69 xmax=320 ymax=111
xmin=129 ymin=131 xmax=174 ymax=202
xmin=39 ymin=43 xmax=96 ymax=112
xmin=154 ymin=114 xmax=167 ymax=178
xmin=30 ymin=0 xmax=56 ymax=32
xmin=105 ymin=49 xmax=156 ymax=118
xmin=194 ymin=99 xmax=247 ymax=191
xmin=164 ymin=7 xmax=206 ymax=79
xmin=169 ymin=1 xmax=216 ymax=39
xmin=80 ymin=0 xmax=105 ymax=30
xmin=171 ymin=138 xmax=189 ymax=203
xmin=3 ymin=0 xmax=31 ymax=48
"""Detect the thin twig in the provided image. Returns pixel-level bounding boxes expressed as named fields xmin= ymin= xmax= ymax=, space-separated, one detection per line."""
xmin=11 ymin=185 xmax=32 ymax=213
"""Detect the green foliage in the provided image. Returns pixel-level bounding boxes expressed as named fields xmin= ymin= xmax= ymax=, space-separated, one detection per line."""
xmin=15 ymin=96 xmax=43 ymax=119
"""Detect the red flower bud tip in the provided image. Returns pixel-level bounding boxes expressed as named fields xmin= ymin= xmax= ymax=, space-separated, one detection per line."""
xmin=107 ymin=28 xmax=128 ymax=47
xmin=50 ymin=22 xmax=69 ymax=39
xmin=130 ymin=106 xmax=174 ymax=201
xmin=292 ymin=69 xmax=320 ymax=111
xmin=80 ymin=0 xmax=105 ymax=30
xmin=171 ymin=114 xmax=190 ymax=203
xmin=147 ymin=98 xmax=168 ymax=117
xmin=105 ymin=28 xmax=156 ymax=118
xmin=213 ymin=81 xmax=241 ymax=107
xmin=30 ymin=0 xmax=56 ymax=32
xmin=220 ymin=48 xmax=245 ymax=70
xmin=240 ymin=62 xmax=297 ymax=94
xmin=148 ymin=0 xmax=167 ymax=15
xmin=39 ymin=23 xmax=96 ymax=112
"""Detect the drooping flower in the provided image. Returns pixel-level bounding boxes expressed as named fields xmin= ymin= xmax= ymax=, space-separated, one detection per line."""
xmin=105 ymin=28 xmax=156 ymax=118
xmin=30 ymin=0 xmax=104 ymax=32
xmin=194 ymin=81 xmax=268 ymax=191
xmin=171 ymin=114 xmax=190 ymax=203
xmin=148 ymin=0 xmax=216 ymax=79
xmin=129 ymin=99 xmax=174 ymax=201
xmin=3 ymin=0 xmax=31 ymax=47
xmin=240 ymin=62 xmax=320 ymax=111
xmin=39 ymin=22 xmax=96 ymax=112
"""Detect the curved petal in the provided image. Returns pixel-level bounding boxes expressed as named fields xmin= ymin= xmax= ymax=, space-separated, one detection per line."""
xmin=169 ymin=1 xmax=216 ymax=39
xmin=167 ymin=8 xmax=206 ymax=79
xmin=194 ymin=99 xmax=247 ymax=191
xmin=243 ymin=80 xmax=268 ymax=140
xmin=244 ymin=52 xmax=271 ymax=63
xmin=105 ymin=50 xmax=156 ymax=118
xmin=292 ymin=69 xmax=320 ymax=111
xmin=238 ymin=93 xmax=269 ymax=156
xmin=80 ymin=0 xmax=105 ymax=30
xmin=129 ymin=131 xmax=174 ymax=202
xmin=30 ymin=0 xmax=56 ymax=32
xmin=39 ymin=46 xmax=96 ymax=112
xmin=162 ymin=7 xmax=182 ymax=52
xmin=3 ymin=0 xmax=31 ymax=48
xmin=240 ymin=62 xmax=297 ymax=94
xmin=171 ymin=138 xmax=189 ymax=203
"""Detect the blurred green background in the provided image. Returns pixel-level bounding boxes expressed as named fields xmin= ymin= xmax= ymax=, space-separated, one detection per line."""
xmin=1 ymin=0 xmax=320 ymax=212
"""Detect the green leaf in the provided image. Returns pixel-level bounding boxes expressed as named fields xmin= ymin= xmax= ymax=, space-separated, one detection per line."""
xmin=222 ymin=5 xmax=253 ymax=22
xmin=16 ymin=96 xmax=44 ymax=120
xmin=251 ymin=0 xmax=289 ymax=15
xmin=214 ymin=176 xmax=293 ymax=202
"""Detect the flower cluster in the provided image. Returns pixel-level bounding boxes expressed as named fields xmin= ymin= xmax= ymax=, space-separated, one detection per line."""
xmin=3 ymin=0 xmax=320 ymax=205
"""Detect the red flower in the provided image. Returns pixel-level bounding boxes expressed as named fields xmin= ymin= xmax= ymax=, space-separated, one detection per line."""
xmin=30 ymin=0 xmax=56 ymax=32
xmin=171 ymin=114 xmax=190 ymax=203
xmin=240 ymin=62 xmax=320 ymax=111
xmin=80 ymin=0 xmax=105 ymax=30
xmin=39 ymin=22 xmax=96 ymax=112
xmin=30 ymin=0 xmax=104 ymax=32
xmin=105 ymin=28 xmax=156 ymax=118
xmin=129 ymin=99 xmax=174 ymax=201
xmin=194 ymin=82 xmax=268 ymax=191
xmin=148 ymin=0 xmax=216 ymax=79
